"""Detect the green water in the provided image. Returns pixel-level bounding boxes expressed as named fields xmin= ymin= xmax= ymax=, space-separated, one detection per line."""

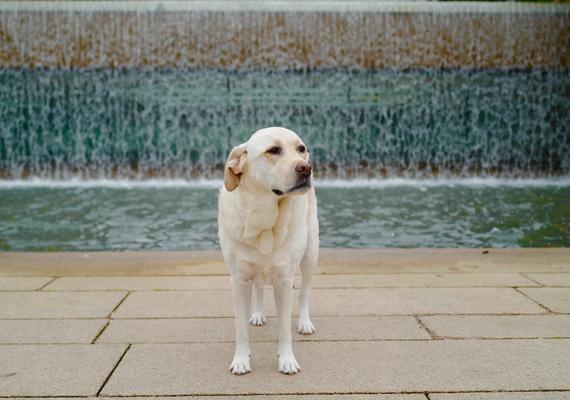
xmin=1 ymin=68 xmax=569 ymax=250
xmin=0 ymin=182 xmax=568 ymax=251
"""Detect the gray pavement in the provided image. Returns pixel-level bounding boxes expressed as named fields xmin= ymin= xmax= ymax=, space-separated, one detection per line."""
xmin=0 ymin=249 xmax=569 ymax=398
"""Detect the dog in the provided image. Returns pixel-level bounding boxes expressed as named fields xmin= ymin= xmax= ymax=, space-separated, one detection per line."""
xmin=218 ymin=127 xmax=319 ymax=375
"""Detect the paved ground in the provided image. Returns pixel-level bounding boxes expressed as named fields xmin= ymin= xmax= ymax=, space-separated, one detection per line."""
xmin=1 ymin=249 xmax=569 ymax=399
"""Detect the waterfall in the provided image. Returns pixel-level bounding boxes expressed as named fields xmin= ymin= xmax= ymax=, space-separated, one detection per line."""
xmin=0 ymin=2 xmax=568 ymax=179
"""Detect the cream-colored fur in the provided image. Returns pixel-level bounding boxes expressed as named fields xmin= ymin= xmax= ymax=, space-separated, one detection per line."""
xmin=218 ymin=127 xmax=319 ymax=375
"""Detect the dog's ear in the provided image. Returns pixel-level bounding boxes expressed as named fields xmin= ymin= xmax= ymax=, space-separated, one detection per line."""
xmin=224 ymin=143 xmax=247 ymax=192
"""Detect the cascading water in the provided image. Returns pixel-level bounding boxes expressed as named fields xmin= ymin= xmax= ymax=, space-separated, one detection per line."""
xmin=0 ymin=2 xmax=569 ymax=179
xmin=1 ymin=68 xmax=569 ymax=179
xmin=0 ymin=2 xmax=569 ymax=250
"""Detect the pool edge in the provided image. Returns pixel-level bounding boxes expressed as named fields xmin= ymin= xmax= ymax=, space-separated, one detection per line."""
xmin=1 ymin=248 xmax=568 ymax=276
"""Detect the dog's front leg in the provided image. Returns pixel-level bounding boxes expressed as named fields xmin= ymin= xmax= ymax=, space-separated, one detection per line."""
xmin=229 ymin=275 xmax=252 ymax=375
xmin=273 ymin=277 xmax=300 ymax=374
xmin=249 ymin=283 xmax=266 ymax=326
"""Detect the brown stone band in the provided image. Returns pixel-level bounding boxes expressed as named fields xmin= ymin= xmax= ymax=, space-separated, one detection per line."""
xmin=0 ymin=1 xmax=568 ymax=69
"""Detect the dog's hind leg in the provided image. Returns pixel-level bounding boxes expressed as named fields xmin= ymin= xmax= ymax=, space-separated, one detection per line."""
xmin=298 ymin=225 xmax=318 ymax=335
xmin=249 ymin=282 xmax=266 ymax=326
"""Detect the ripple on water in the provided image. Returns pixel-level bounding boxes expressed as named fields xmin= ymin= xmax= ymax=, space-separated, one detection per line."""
xmin=0 ymin=182 xmax=568 ymax=250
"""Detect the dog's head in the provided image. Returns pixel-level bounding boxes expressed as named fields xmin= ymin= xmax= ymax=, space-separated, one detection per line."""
xmin=224 ymin=127 xmax=312 ymax=196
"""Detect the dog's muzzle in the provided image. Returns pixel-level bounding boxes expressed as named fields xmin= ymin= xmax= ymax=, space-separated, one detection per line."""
xmin=273 ymin=179 xmax=311 ymax=196
xmin=272 ymin=162 xmax=312 ymax=196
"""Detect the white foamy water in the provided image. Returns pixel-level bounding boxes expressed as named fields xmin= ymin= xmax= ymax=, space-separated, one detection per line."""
xmin=1 ymin=177 xmax=570 ymax=189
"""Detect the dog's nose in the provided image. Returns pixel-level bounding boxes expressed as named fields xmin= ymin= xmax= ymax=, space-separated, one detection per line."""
xmin=295 ymin=162 xmax=312 ymax=177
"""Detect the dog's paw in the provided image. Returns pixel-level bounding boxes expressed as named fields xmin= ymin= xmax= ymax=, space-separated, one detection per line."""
xmin=229 ymin=354 xmax=251 ymax=375
xmin=249 ymin=312 xmax=266 ymax=326
xmin=297 ymin=318 xmax=316 ymax=335
xmin=278 ymin=354 xmax=301 ymax=375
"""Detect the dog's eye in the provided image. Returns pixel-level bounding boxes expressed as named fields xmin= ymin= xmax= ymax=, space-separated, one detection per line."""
xmin=266 ymin=146 xmax=281 ymax=155
xmin=298 ymin=145 xmax=306 ymax=153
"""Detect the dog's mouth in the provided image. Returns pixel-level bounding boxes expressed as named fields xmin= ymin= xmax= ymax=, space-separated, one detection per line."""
xmin=272 ymin=180 xmax=311 ymax=196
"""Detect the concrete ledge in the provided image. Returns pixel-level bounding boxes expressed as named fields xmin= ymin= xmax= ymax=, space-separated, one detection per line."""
xmin=1 ymin=249 xmax=569 ymax=276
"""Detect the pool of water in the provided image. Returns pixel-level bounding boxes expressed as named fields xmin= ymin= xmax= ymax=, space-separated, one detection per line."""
xmin=0 ymin=180 xmax=568 ymax=251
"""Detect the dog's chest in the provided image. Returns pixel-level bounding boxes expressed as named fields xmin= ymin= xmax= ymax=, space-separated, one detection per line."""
xmin=249 ymin=258 xmax=297 ymax=286
xmin=251 ymin=263 xmax=274 ymax=285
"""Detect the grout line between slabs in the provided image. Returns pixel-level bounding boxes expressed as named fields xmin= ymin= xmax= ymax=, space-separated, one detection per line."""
xmin=513 ymin=287 xmax=554 ymax=313
xmin=3 ymin=337 xmax=570 ymax=346
xmin=1 ymin=311 xmax=565 ymax=321
xmin=92 ymin=320 xmax=111 ymax=344
xmin=36 ymin=277 xmax=58 ymax=291
xmin=86 ymin=389 xmax=570 ymax=398
xmin=96 ymin=344 xmax=131 ymax=397
xmin=519 ymin=272 xmax=545 ymax=287
xmin=414 ymin=316 xmax=440 ymax=339
xmin=35 ymin=284 xmax=549 ymax=291
xmin=109 ymin=292 xmax=131 ymax=318
xmin=4 ymin=271 xmax=570 ymax=278
xmin=0 ymin=389 xmax=570 ymax=398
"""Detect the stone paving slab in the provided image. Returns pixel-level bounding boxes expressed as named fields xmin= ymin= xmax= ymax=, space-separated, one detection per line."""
xmin=112 ymin=290 xmax=237 ymax=318
xmin=113 ymin=288 xmax=543 ymax=318
xmin=0 ymin=319 xmax=107 ymax=344
xmin=42 ymin=273 xmax=537 ymax=292
xmin=431 ymin=392 xmax=570 ymax=400
xmin=306 ymin=288 xmax=544 ymax=316
xmin=420 ymin=315 xmax=570 ymax=339
xmin=44 ymin=276 xmax=232 ymax=291
xmin=1 ymin=250 xmax=569 ymax=397
xmin=0 ymin=292 xmax=127 ymax=319
xmin=526 ymin=273 xmax=570 ymax=286
xmin=295 ymin=273 xmax=537 ymax=288
xmin=97 ymin=316 xmax=429 ymax=344
xmin=518 ymin=288 xmax=570 ymax=313
xmin=0 ymin=277 xmax=53 ymax=291
xmin=0 ymin=344 xmax=127 ymax=396
xmin=101 ymin=340 xmax=570 ymax=395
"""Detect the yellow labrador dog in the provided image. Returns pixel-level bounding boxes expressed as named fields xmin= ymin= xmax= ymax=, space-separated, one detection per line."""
xmin=218 ymin=127 xmax=319 ymax=375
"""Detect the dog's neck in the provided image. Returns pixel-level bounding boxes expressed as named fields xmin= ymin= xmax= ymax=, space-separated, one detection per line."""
xmin=235 ymin=179 xmax=296 ymax=256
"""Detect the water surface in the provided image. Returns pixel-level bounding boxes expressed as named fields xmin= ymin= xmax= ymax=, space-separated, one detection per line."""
xmin=1 ymin=180 xmax=568 ymax=251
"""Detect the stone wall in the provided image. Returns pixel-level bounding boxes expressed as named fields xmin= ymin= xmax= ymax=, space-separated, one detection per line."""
xmin=0 ymin=1 xmax=568 ymax=69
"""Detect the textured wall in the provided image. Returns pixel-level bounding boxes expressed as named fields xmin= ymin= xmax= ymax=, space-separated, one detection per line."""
xmin=0 ymin=2 xmax=569 ymax=69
